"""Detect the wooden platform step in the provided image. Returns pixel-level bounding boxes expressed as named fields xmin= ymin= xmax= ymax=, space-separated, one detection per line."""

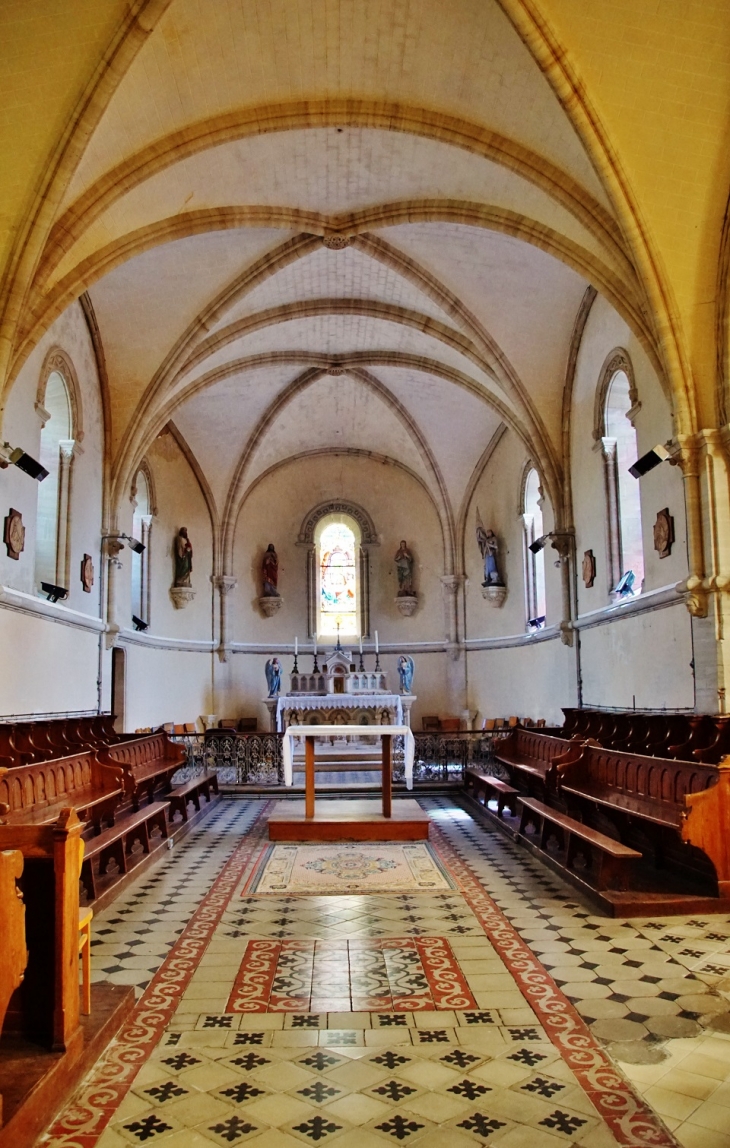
xmin=267 ymin=798 xmax=430 ymax=841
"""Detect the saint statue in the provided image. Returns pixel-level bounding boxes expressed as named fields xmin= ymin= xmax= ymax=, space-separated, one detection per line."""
xmin=398 ymin=654 xmax=415 ymax=694
xmin=394 ymin=540 xmax=415 ymax=596
xmin=265 ymin=657 xmax=282 ymax=697
xmin=174 ymin=527 xmax=193 ymax=587
xmin=262 ymin=543 xmax=280 ymax=597
xmin=476 ymin=516 xmax=504 ymax=587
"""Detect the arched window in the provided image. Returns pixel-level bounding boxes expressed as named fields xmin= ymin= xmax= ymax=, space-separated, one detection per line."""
xmin=602 ymin=368 xmax=644 ymax=595
xmin=522 ymin=467 xmax=546 ymax=629
xmin=35 ymin=369 xmax=74 ymax=593
xmin=131 ymin=466 xmax=154 ymax=625
xmin=316 ymin=516 xmax=360 ymax=638
xmin=300 ymin=500 xmax=375 ymax=639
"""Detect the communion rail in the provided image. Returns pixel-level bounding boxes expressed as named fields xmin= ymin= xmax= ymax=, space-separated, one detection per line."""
xmin=169 ymin=729 xmax=496 ymax=786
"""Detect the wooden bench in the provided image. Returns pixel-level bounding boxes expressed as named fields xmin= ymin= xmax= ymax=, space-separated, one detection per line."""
xmin=464 ymin=769 xmax=518 ymax=818
xmin=80 ymin=802 xmax=170 ymax=901
xmin=98 ymin=732 xmax=186 ymax=810
xmin=517 ymin=796 xmax=641 ymax=890
xmin=168 ymin=771 xmax=219 ymax=823
xmin=0 ymin=752 xmax=124 ymax=832
xmin=493 ymin=728 xmax=586 ymax=795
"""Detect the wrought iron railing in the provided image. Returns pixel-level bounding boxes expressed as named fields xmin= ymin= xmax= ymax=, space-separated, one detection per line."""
xmin=171 ymin=728 xmax=498 ymax=786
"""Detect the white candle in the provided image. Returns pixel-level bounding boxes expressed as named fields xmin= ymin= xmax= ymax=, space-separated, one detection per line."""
xmin=313 ymin=633 xmax=317 ymax=655
xmin=375 ymin=630 xmax=379 ymax=653
xmin=359 ymin=635 xmax=363 ymax=655
xmin=294 ymin=637 xmax=298 ymax=657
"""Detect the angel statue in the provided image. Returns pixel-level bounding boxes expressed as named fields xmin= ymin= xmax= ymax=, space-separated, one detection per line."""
xmin=265 ymin=656 xmax=282 ymax=697
xmin=398 ymin=654 xmax=415 ymax=694
xmin=476 ymin=509 xmax=504 ymax=587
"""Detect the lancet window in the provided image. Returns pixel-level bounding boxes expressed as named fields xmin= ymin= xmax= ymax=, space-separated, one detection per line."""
xmin=601 ymin=364 xmax=644 ymax=596
xmin=35 ymin=368 xmax=75 ymax=593
xmin=522 ymin=466 xmax=546 ymax=629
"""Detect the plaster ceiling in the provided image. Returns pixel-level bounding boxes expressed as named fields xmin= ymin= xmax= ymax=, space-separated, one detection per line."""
xmin=5 ymin=0 xmax=680 ymax=556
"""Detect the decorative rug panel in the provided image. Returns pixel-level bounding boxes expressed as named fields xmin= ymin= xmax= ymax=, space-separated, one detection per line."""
xmin=244 ymin=841 xmax=456 ymax=894
xmin=225 ymin=936 xmax=478 ymax=1012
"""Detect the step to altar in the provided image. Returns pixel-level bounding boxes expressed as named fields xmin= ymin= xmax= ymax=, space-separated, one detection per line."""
xmin=267 ymin=798 xmax=430 ymax=841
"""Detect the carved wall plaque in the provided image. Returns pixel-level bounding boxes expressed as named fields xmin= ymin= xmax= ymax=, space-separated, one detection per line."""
xmin=3 ymin=509 xmax=25 ymax=560
xmin=80 ymin=553 xmax=94 ymax=592
xmin=582 ymin=549 xmax=596 ymax=588
xmin=653 ymin=508 xmax=674 ymax=559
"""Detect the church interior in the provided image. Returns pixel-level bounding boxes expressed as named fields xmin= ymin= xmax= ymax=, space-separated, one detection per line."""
xmin=2 ymin=2 xmax=730 ymax=1145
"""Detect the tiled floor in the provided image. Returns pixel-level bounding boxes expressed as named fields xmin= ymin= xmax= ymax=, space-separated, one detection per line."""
xmin=40 ymin=796 xmax=730 ymax=1148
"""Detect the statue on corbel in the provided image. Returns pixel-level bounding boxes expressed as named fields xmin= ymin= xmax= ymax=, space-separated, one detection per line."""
xmin=259 ymin=543 xmax=283 ymax=616
xmin=170 ymin=526 xmax=196 ymax=608
xmin=394 ymin=540 xmax=418 ymax=616
xmin=476 ymin=508 xmax=506 ymax=607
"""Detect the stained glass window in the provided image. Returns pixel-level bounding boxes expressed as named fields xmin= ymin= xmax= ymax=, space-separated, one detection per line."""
xmin=318 ymin=521 xmax=358 ymax=636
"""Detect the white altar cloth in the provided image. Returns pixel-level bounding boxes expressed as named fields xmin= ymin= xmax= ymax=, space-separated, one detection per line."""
xmin=282 ymin=724 xmax=414 ymax=791
xmin=276 ymin=692 xmax=404 ymax=730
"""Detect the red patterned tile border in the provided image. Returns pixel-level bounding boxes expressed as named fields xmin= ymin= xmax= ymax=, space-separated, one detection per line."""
xmin=42 ymin=804 xmax=270 ymax=1148
xmin=429 ymin=822 xmax=678 ymax=1148
xmin=226 ymin=939 xmax=280 ymax=1012
xmin=414 ymin=936 xmax=477 ymax=1010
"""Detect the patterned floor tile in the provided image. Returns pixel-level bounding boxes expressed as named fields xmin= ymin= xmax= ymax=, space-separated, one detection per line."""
xmin=41 ymin=798 xmax=728 ymax=1148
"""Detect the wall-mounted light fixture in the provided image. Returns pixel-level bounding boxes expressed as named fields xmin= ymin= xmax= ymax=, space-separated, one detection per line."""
xmin=0 ymin=441 xmax=49 ymax=482
xmin=40 ymin=582 xmax=69 ymax=603
xmin=629 ymin=443 xmax=671 ymax=479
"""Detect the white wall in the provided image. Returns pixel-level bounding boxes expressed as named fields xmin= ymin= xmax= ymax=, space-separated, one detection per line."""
xmin=0 ymin=302 xmax=105 ymax=717
xmin=467 ymin=637 xmax=576 ymax=727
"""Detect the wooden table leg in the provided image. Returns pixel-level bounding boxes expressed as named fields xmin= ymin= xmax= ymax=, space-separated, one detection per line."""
xmin=305 ymin=735 xmax=316 ymax=820
xmin=382 ymin=734 xmax=392 ymax=819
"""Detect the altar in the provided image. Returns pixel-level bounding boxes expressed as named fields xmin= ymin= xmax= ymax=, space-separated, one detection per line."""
xmin=264 ymin=645 xmax=416 ymax=735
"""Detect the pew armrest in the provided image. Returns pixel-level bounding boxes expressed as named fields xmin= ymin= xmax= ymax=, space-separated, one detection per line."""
xmin=682 ymin=757 xmax=730 ymax=895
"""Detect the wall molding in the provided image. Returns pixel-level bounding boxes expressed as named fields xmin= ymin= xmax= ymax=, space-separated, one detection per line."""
xmin=464 ymin=625 xmax=561 ymax=651
xmin=117 ymin=629 xmax=216 ymax=652
xmin=0 ymin=584 xmax=104 ymax=632
xmin=574 ymin=583 xmax=685 ymax=631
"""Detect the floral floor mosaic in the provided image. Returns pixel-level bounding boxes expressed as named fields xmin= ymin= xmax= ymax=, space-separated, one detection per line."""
xmin=244 ymin=842 xmax=455 ymax=895
xmin=38 ymin=797 xmax=730 ymax=1148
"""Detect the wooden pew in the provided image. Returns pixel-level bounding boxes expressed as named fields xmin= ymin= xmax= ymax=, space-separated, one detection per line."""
xmin=0 ymin=809 xmax=83 ymax=1051
xmin=0 ymin=849 xmax=27 ymax=1128
xmin=97 ymin=732 xmax=186 ymax=810
xmin=492 ymin=728 xmax=586 ymax=795
xmin=555 ymin=741 xmax=720 ymax=891
xmin=0 ymin=753 xmax=124 ymax=832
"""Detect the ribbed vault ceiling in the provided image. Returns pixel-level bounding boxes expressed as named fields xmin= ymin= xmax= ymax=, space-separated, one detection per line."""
xmin=6 ymin=0 xmax=667 ymax=571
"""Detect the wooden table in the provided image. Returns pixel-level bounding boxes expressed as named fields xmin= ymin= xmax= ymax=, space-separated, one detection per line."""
xmin=281 ymin=724 xmax=415 ymax=820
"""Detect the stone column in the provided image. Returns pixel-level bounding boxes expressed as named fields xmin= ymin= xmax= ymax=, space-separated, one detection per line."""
xmin=104 ymin=535 xmax=125 ymax=649
xmin=600 ymin=437 xmax=621 ymax=591
xmin=440 ymin=574 xmax=462 ymax=655
xmin=213 ymin=575 xmax=237 ymax=662
xmin=140 ymin=515 xmax=153 ymax=624
xmin=55 ymin=439 xmax=75 ymax=589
